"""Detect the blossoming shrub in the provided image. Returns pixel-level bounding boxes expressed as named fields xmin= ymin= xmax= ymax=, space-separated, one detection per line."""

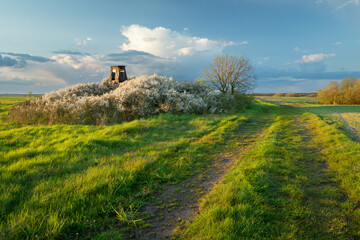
xmin=9 ymin=74 xmax=251 ymax=125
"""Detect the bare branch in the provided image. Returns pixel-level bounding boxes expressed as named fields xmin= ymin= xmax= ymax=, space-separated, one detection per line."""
xmin=203 ymin=54 xmax=256 ymax=95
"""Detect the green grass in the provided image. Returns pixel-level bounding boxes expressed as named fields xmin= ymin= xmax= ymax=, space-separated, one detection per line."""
xmin=0 ymin=96 xmax=27 ymax=120
xmin=0 ymin=96 xmax=267 ymax=239
xmin=258 ymin=95 xmax=360 ymax=139
xmin=181 ymin=106 xmax=360 ymax=239
xmin=302 ymin=105 xmax=360 ymax=141
xmin=3 ymin=96 xmax=360 ymax=239
xmin=256 ymin=96 xmax=319 ymax=107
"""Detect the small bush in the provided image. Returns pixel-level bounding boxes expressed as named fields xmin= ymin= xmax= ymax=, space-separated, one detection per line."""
xmin=285 ymin=93 xmax=297 ymax=97
xmin=273 ymin=93 xmax=284 ymax=97
xmin=9 ymin=74 xmax=252 ymax=125
xmin=308 ymin=93 xmax=316 ymax=98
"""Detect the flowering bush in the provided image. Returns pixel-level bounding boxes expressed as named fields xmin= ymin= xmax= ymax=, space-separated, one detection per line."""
xmin=9 ymin=74 xmax=251 ymax=125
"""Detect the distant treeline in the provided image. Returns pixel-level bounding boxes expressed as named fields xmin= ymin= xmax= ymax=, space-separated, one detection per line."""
xmin=317 ymin=78 xmax=360 ymax=105
xmin=0 ymin=94 xmax=43 ymax=97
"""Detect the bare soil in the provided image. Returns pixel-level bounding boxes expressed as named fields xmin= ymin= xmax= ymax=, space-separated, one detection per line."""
xmin=127 ymin=122 xmax=265 ymax=240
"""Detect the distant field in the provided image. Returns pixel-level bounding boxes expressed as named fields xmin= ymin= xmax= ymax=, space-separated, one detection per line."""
xmin=2 ymin=96 xmax=360 ymax=239
xmin=258 ymin=95 xmax=360 ymax=139
xmin=256 ymin=95 xmax=319 ymax=106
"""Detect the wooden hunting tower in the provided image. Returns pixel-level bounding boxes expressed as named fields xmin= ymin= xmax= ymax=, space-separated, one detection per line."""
xmin=110 ymin=65 xmax=127 ymax=83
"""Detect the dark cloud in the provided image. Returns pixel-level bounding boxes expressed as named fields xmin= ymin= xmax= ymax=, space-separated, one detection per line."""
xmin=0 ymin=77 xmax=64 ymax=94
xmin=105 ymin=51 xmax=166 ymax=65
xmin=107 ymin=50 xmax=153 ymax=58
xmin=105 ymin=51 xmax=174 ymax=74
xmin=0 ymin=77 xmax=33 ymax=85
xmin=255 ymin=66 xmax=360 ymax=93
xmin=52 ymin=50 xmax=90 ymax=55
xmin=257 ymin=66 xmax=360 ymax=81
xmin=0 ymin=54 xmax=18 ymax=67
xmin=299 ymin=62 xmax=327 ymax=73
xmin=1 ymin=52 xmax=51 ymax=63
xmin=0 ymin=52 xmax=52 ymax=68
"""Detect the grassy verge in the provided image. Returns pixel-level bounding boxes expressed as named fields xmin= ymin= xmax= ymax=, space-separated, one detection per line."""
xmin=307 ymin=112 xmax=360 ymax=231
xmin=0 ymin=97 xmax=265 ymax=240
xmin=181 ymin=107 xmax=360 ymax=239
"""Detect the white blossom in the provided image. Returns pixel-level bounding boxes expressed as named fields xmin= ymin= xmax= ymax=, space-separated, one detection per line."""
xmin=10 ymin=74 xmax=242 ymax=124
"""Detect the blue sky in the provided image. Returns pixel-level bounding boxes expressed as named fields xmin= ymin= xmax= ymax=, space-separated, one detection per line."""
xmin=1 ymin=0 xmax=359 ymax=93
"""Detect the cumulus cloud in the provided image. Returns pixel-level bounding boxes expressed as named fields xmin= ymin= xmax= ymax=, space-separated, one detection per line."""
xmin=335 ymin=41 xmax=342 ymax=45
xmin=295 ymin=53 xmax=336 ymax=63
xmin=119 ymin=24 xmax=244 ymax=58
xmin=1 ymin=25 xmax=244 ymax=93
xmin=51 ymin=54 xmax=84 ymax=69
xmin=177 ymin=47 xmax=195 ymax=56
xmin=50 ymin=49 xmax=176 ymax=82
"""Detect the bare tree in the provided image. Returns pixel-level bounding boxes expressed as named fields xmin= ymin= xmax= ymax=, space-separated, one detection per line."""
xmin=203 ymin=54 xmax=256 ymax=95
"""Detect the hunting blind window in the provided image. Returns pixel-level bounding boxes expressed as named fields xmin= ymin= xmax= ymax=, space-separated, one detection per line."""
xmin=111 ymin=69 xmax=116 ymax=80
xmin=110 ymin=65 xmax=127 ymax=83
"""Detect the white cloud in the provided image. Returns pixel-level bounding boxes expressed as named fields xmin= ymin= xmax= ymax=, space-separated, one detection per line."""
xmin=295 ymin=53 xmax=336 ymax=63
xmin=51 ymin=54 xmax=102 ymax=70
xmin=1 ymin=26 xmax=244 ymax=93
xmin=293 ymin=46 xmax=308 ymax=53
xmin=336 ymin=0 xmax=359 ymax=9
xmin=51 ymin=54 xmax=107 ymax=78
xmin=335 ymin=41 xmax=342 ymax=45
xmin=119 ymin=24 xmax=242 ymax=58
xmin=75 ymin=37 xmax=93 ymax=46
xmin=257 ymin=57 xmax=270 ymax=65
xmin=0 ymin=62 xmax=67 ymax=93
xmin=223 ymin=41 xmax=248 ymax=47
xmin=177 ymin=47 xmax=195 ymax=56
xmin=51 ymin=54 xmax=83 ymax=69
xmin=318 ymin=0 xmax=360 ymax=10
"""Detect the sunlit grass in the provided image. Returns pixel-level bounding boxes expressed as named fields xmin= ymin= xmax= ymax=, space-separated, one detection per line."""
xmin=0 ymin=96 xmax=262 ymax=239
xmin=256 ymin=96 xmax=319 ymax=107
xmin=182 ymin=106 xmax=360 ymax=239
xmin=4 ymin=96 xmax=360 ymax=239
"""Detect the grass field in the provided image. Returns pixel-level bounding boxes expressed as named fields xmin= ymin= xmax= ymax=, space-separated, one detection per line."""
xmin=2 ymin=96 xmax=360 ymax=239
xmin=256 ymin=96 xmax=319 ymax=107
xmin=0 ymin=97 xmax=271 ymax=239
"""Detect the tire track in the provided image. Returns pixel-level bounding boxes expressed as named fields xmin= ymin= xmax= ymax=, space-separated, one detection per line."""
xmin=128 ymin=119 xmax=270 ymax=239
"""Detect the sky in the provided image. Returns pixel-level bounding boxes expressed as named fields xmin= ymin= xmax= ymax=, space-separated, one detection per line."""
xmin=1 ymin=0 xmax=360 ymax=93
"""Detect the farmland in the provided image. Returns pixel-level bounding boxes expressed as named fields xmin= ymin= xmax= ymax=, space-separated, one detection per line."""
xmin=2 ymin=96 xmax=360 ymax=239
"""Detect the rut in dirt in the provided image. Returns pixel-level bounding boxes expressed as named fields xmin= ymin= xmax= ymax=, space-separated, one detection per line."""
xmin=127 ymin=119 xmax=270 ymax=240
